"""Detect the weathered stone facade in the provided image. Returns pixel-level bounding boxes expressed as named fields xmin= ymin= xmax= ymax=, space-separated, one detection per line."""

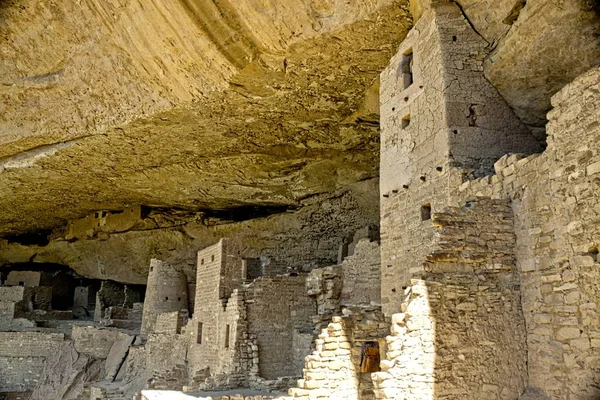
xmin=0 ymin=332 xmax=64 ymax=392
xmin=449 ymin=67 xmax=600 ymax=398
xmin=380 ymin=2 xmax=542 ymax=315
xmin=187 ymin=239 xmax=316 ymax=388
xmin=373 ymin=199 xmax=528 ymax=398
xmin=141 ymin=259 xmax=188 ymax=334
xmin=0 ymin=1 xmax=598 ymax=399
xmin=375 ymin=2 xmax=600 ymax=399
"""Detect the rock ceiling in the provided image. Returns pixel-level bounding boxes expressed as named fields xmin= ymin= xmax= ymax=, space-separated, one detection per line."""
xmin=0 ymin=0 xmax=412 ymax=236
xmin=0 ymin=0 xmax=599 ymax=237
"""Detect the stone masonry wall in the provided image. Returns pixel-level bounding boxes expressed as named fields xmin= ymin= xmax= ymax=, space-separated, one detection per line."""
xmin=340 ymin=239 xmax=381 ymax=308
xmin=185 ymin=239 xmax=318 ymax=388
xmin=245 ymin=275 xmax=316 ymax=379
xmin=141 ymin=258 xmax=188 ymax=334
xmin=379 ymin=1 xmax=541 ymax=316
xmin=0 ymin=332 xmax=65 ymax=392
xmin=373 ymin=199 xmax=528 ymax=399
xmin=192 ymin=289 xmax=250 ymax=388
xmin=188 ymin=239 xmax=244 ymax=381
xmin=306 ymin=265 xmax=343 ymax=318
xmin=378 ymin=9 xmax=600 ymax=399
xmin=450 ymin=67 xmax=600 ymax=399
xmin=380 ymin=51 xmax=600 ymax=399
xmin=154 ymin=310 xmax=188 ymax=335
xmin=372 ymin=281 xmax=435 ymax=400
xmin=289 ymin=312 xmax=389 ymax=400
xmin=427 ymin=200 xmax=527 ymax=397
xmin=289 ymin=316 xmax=358 ymax=400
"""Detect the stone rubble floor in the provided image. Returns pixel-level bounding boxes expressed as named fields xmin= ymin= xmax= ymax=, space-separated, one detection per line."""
xmin=141 ymin=389 xmax=289 ymax=400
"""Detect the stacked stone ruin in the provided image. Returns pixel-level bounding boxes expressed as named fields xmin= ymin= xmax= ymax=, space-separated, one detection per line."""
xmin=0 ymin=1 xmax=599 ymax=400
xmin=286 ymin=2 xmax=600 ymax=399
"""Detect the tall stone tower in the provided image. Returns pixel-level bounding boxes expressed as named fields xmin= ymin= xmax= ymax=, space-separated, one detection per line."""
xmin=141 ymin=259 xmax=188 ymax=334
xmin=379 ymin=1 xmax=542 ymax=314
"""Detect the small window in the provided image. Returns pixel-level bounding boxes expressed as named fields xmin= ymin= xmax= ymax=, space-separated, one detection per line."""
xmin=18 ymin=281 xmax=24 ymax=287
xmin=211 ymin=255 xmax=215 ymax=262
xmin=165 ymin=297 xmax=169 ymax=301
xmin=402 ymin=114 xmax=411 ymax=129
xmin=197 ymin=322 xmax=203 ymax=344
xmin=178 ymin=297 xmax=181 ymax=301
xmin=421 ymin=204 xmax=432 ymax=221
xmin=401 ymin=48 xmax=413 ymax=90
xmin=201 ymin=258 xmax=204 ymax=265
xmin=224 ymin=324 xmax=230 ymax=349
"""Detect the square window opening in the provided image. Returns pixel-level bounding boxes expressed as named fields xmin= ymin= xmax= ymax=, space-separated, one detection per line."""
xmin=421 ymin=204 xmax=432 ymax=221
xmin=401 ymin=48 xmax=414 ymax=90
xmin=402 ymin=114 xmax=411 ymax=129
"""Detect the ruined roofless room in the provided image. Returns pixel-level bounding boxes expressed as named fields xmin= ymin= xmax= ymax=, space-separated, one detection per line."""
xmin=0 ymin=0 xmax=599 ymax=399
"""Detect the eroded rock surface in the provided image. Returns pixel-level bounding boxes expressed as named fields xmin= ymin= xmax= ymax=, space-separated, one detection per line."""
xmin=0 ymin=0 xmax=411 ymax=236
xmin=0 ymin=179 xmax=379 ymax=283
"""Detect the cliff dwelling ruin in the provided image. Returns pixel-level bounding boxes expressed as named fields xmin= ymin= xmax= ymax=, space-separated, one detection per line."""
xmin=0 ymin=0 xmax=599 ymax=399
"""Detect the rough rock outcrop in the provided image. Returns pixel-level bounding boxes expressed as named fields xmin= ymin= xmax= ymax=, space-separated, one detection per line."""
xmin=0 ymin=179 xmax=379 ymax=283
xmin=0 ymin=0 xmax=411 ymax=236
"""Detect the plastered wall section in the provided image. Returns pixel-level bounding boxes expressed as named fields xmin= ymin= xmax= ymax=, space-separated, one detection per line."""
xmin=0 ymin=286 xmax=24 ymax=321
xmin=0 ymin=332 xmax=64 ymax=391
xmin=5 ymin=271 xmax=41 ymax=287
xmin=379 ymin=1 xmax=541 ymax=316
xmin=452 ymin=67 xmax=600 ymax=399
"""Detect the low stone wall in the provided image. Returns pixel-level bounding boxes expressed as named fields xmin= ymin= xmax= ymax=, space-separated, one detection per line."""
xmin=289 ymin=316 xmax=357 ymax=399
xmin=289 ymin=312 xmax=389 ymax=400
xmin=72 ymin=326 xmax=133 ymax=359
xmin=372 ymin=281 xmax=434 ymax=399
xmin=0 ymin=332 xmax=65 ymax=392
